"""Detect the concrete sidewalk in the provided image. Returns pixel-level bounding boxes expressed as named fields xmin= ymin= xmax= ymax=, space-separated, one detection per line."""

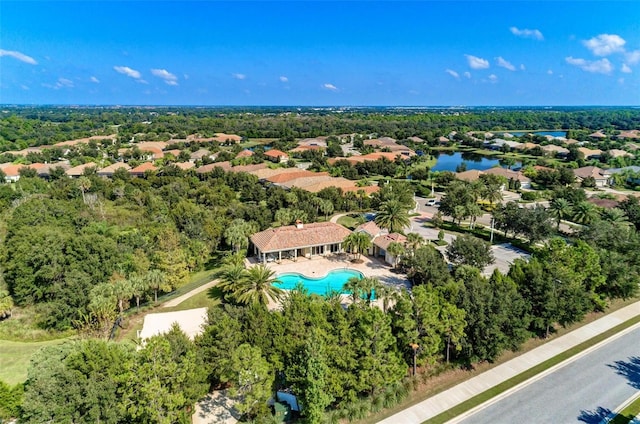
xmin=378 ymin=301 xmax=640 ymax=424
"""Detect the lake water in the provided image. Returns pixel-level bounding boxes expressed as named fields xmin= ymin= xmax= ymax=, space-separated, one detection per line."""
xmin=274 ymin=269 xmax=364 ymax=296
xmin=431 ymin=151 xmax=521 ymax=172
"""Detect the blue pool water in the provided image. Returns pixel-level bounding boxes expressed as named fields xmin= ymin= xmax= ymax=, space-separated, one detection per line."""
xmin=274 ymin=269 xmax=364 ymax=296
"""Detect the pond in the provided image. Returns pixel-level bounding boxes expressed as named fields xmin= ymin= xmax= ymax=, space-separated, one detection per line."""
xmin=508 ymin=131 xmax=567 ymax=138
xmin=431 ymin=151 xmax=521 ymax=172
xmin=274 ymin=269 xmax=364 ymax=296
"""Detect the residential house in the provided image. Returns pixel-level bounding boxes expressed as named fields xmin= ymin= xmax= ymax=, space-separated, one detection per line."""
xmin=372 ymin=233 xmax=407 ymax=266
xmin=173 ymin=162 xmax=196 ymax=171
xmin=97 ymin=162 xmax=131 ymax=178
xmin=573 ymin=166 xmax=608 ymax=187
xmin=235 ymin=149 xmax=255 ymax=159
xmin=578 ymin=147 xmax=603 ymax=160
xmin=130 ymin=162 xmax=158 ymax=177
xmin=483 ymin=167 xmax=532 ymax=189
xmin=264 ymin=149 xmax=289 ymax=163
xmin=608 ymin=149 xmax=634 ymax=159
xmin=589 ymin=131 xmax=607 ymax=139
xmin=540 ymin=144 xmax=569 ymax=157
xmin=66 ymin=162 xmax=98 ymax=178
xmin=37 ymin=162 xmax=70 ymax=179
xmin=250 ymin=221 xmax=352 ymax=263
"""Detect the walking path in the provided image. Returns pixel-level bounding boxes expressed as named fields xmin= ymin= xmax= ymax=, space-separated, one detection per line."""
xmin=162 ymin=280 xmax=218 ymax=308
xmin=378 ymin=300 xmax=640 ymax=424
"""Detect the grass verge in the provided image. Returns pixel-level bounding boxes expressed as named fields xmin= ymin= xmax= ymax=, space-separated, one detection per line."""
xmin=610 ymin=395 xmax=640 ymax=424
xmin=424 ymin=313 xmax=640 ymax=424
xmin=0 ymin=338 xmax=71 ymax=385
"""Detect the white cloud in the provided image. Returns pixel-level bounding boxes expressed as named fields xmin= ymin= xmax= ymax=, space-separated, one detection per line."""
xmin=496 ymin=57 xmax=516 ymax=71
xmin=488 ymin=74 xmax=498 ymax=83
xmin=279 ymin=76 xmax=289 ymax=83
xmin=151 ymin=68 xmax=178 ymax=86
xmin=626 ymin=50 xmax=640 ymax=65
xmin=445 ymin=69 xmax=459 ymax=79
xmin=583 ymin=34 xmax=626 ymax=56
xmin=43 ymin=77 xmax=75 ymax=90
xmin=232 ymin=73 xmax=246 ymax=80
xmin=90 ymin=76 xmax=100 ymax=83
xmin=565 ymin=56 xmax=613 ymax=74
xmin=0 ymin=49 xmax=37 ymax=65
xmin=547 ymin=69 xmax=554 ymax=75
xmin=465 ymin=54 xmax=489 ymax=69
xmin=520 ymin=64 xmax=526 ymax=70
xmin=20 ymin=85 xmax=29 ymax=90
xmin=322 ymin=83 xmax=338 ymax=91
xmin=464 ymin=72 xmax=471 ymax=79
xmin=510 ymin=27 xmax=544 ymax=41
xmin=621 ymin=64 xmax=632 ymax=73
xmin=114 ymin=66 xmax=141 ymax=79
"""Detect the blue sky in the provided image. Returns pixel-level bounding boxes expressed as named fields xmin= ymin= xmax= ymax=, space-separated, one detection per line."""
xmin=1 ymin=1 xmax=639 ymax=106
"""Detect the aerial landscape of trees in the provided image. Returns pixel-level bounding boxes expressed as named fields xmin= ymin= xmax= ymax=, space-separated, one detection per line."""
xmin=0 ymin=106 xmax=639 ymax=423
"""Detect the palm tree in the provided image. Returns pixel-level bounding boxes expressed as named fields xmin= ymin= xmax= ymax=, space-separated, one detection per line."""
xmin=549 ymin=198 xmax=573 ymax=229
xmin=112 ymin=278 xmax=133 ymax=314
xmin=0 ymin=290 xmax=14 ymax=319
xmin=375 ymin=199 xmax=410 ymax=233
xmin=77 ymin=176 xmax=92 ymax=204
xmin=224 ymin=219 xmax=256 ymax=253
xmin=601 ymin=207 xmax=628 ymax=224
xmin=343 ymin=276 xmax=365 ymax=304
xmin=572 ymin=201 xmax=599 ymax=225
xmin=145 ymin=269 xmax=168 ymax=303
xmin=319 ymin=199 xmax=334 ymax=220
xmin=405 ymin=232 xmax=425 ymax=256
xmin=342 ymin=232 xmax=372 ymax=260
xmin=216 ymin=262 xmax=247 ymax=302
xmin=374 ymin=284 xmax=398 ymax=313
xmin=129 ymin=275 xmax=149 ymax=310
xmin=359 ymin=277 xmax=381 ymax=306
xmin=236 ymin=264 xmax=283 ymax=307
xmin=386 ymin=241 xmax=406 ymax=270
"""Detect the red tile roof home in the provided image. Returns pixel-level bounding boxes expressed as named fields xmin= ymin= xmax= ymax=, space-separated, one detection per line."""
xmin=196 ymin=161 xmax=232 ymax=174
xmin=408 ymin=136 xmax=425 ymax=143
xmin=129 ymin=162 xmax=158 ymax=176
xmin=250 ymin=222 xmax=352 ymax=253
xmin=65 ymin=162 xmax=99 ymax=177
xmin=236 ymin=149 xmax=254 ymax=158
xmin=138 ymin=146 xmax=164 ymax=159
xmin=328 ymin=152 xmax=408 ymax=165
xmin=609 ymin=149 xmax=634 ymax=158
xmin=97 ymin=162 xmax=131 ymax=177
xmin=37 ymin=162 xmax=70 ymax=177
xmin=264 ymin=149 xmax=289 ymax=160
xmin=137 ymin=141 xmax=168 ymax=151
xmin=541 ymin=145 xmax=569 ymax=155
xmin=266 ymin=170 xmax=328 ymax=184
xmin=0 ymin=164 xmax=28 ymax=178
xmin=587 ymin=198 xmax=620 ymax=209
xmin=373 ymin=233 xmax=407 ymax=251
xmin=355 ymin=221 xmax=382 ymax=238
xmin=164 ymin=149 xmax=182 ymax=157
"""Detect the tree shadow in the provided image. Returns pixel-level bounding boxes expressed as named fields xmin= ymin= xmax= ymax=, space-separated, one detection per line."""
xmin=195 ymin=390 xmax=240 ymax=423
xmin=207 ymin=286 xmax=225 ymax=301
xmin=607 ymin=356 xmax=640 ymax=390
xmin=577 ymin=406 xmax=613 ymax=423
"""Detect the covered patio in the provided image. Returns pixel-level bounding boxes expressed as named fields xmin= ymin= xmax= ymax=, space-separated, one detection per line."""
xmin=249 ymin=221 xmax=352 ymax=264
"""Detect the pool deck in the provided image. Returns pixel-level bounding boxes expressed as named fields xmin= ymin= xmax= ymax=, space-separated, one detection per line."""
xmin=246 ymin=254 xmax=410 ymax=309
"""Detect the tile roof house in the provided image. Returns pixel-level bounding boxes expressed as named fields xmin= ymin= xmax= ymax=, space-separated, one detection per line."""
xmin=37 ymin=162 xmax=70 ymax=179
xmin=372 ymin=233 xmax=407 ymax=266
xmin=130 ymin=162 xmax=158 ymax=177
xmin=65 ymin=162 xmax=98 ymax=178
xmin=455 ymin=170 xmax=484 ymax=182
xmin=540 ymin=144 xmax=570 ymax=156
xmin=578 ymin=147 xmax=603 ymax=159
xmin=483 ymin=167 xmax=532 ymax=189
xmin=173 ymin=162 xmax=196 ymax=171
xmin=589 ymin=131 xmax=607 ymax=139
xmin=97 ymin=162 xmax=131 ymax=178
xmin=264 ymin=149 xmax=289 ymax=163
xmin=573 ymin=166 xmax=608 ymax=187
xmin=608 ymin=149 xmax=634 ymax=159
xmin=235 ymin=149 xmax=255 ymax=159
xmin=617 ymin=130 xmax=640 ymax=139
xmin=250 ymin=221 xmax=352 ymax=263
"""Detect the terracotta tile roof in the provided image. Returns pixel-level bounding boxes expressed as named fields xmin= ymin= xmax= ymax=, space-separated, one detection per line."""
xmin=341 ymin=185 xmax=380 ymax=195
xmin=328 ymin=152 xmax=408 ymax=165
xmin=230 ymin=163 xmax=268 ymax=173
xmin=53 ymin=135 xmax=116 ymax=147
xmin=355 ymin=221 xmax=382 ymax=237
xmin=587 ymin=198 xmax=619 ymax=209
xmin=541 ymin=144 xmax=569 ymax=154
xmin=165 ymin=149 xmax=182 ymax=157
xmin=264 ymin=149 xmax=289 ymax=158
xmin=578 ymin=147 xmax=603 ymax=158
xmin=130 ymin=162 xmax=158 ymax=174
xmin=373 ymin=233 xmax=407 ymax=250
xmin=408 ymin=136 xmax=425 ymax=143
xmin=250 ymin=222 xmax=351 ymax=253
xmin=484 ymin=167 xmax=531 ymax=183
xmin=97 ymin=162 xmax=131 ymax=176
xmin=37 ymin=162 xmax=70 ymax=176
xmin=236 ymin=149 xmax=254 ymax=158
xmin=1 ymin=164 xmax=28 ymax=177
xmin=174 ymin=162 xmax=195 ymax=170
xmin=65 ymin=162 xmax=98 ymax=177
xmin=137 ymin=141 xmax=168 ymax=151
xmin=267 ymin=170 xmax=328 ymax=184
xmin=618 ymin=130 xmax=640 ymax=139
xmin=573 ymin=166 xmax=605 ymax=180
xmin=589 ymin=131 xmax=607 ymax=138
xmin=608 ymin=149 xmax=634 ymax=158
xmin=455 ymin=169 xmax=483 ymax=182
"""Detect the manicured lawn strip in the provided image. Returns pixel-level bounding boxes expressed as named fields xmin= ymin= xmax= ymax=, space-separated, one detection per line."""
xmin=337 ymin=215 xmax=363 ymax=229
xmin=424 ymin=314 xmax=640 ymax=424
xmin=0 ymin=338 xmax=71 ymax=385
xmin=610 ymin=396 xmax=640 ymax=424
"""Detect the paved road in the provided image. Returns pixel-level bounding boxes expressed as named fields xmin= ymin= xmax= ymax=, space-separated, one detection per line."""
xmin=455 ymin=324 xmax=640 ymax=424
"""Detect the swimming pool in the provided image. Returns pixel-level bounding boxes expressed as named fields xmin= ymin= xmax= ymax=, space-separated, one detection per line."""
xmin=274 ymin=269 xmax=364 ymax=296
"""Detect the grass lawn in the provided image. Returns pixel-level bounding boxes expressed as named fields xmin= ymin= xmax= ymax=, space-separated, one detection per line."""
xmin=611 ymin=395 xmax=640 ymax=424
xmin=337 ymin=214 xmax=364 ymax=229
xmin=0 ymin=338 xmax=71 ymax=385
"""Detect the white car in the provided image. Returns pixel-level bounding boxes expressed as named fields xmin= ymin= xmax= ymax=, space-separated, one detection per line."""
xmin=426 ymin=198 xmax=437 ymax=206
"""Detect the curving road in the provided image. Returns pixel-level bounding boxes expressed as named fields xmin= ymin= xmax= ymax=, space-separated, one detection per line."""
xmin=455 ymin=324 xmax=640 ymax=424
